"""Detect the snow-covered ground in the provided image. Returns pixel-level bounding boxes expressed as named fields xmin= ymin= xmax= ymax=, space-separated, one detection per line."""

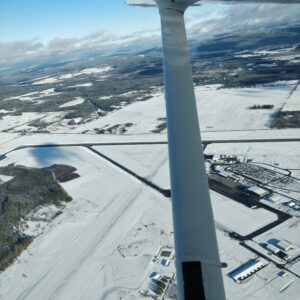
xmin=9 ymin=112 xmax=67 ymax=133
xmin=68 ymin=82 xmax=93 ymax=88
xmin=32 ymin=66 xmax=112 ymax=85
xmin=0 ymin=112 xmax=47 ymax=132
xmin=267 ymin=54 xmax=300 ymax=63
xmin=0 ymin=146 xmax=173 ymax=299
xmin=235 ymin=47 xmax=300 ymax=64
xmin=0 ymin=81 xmax=300 ymax=299
xmin=210 ymin=191 xmax=277 ymax=236
xmin=59 ymin=97 xmax=85 ymax=108
xmin=73 ymin=66 xmax=112 ymax=76
xmin=1 ymin=81 xmax=297 ymax=136
xmin=93 ymin=144 xmax=170 ymax=189
xmin=70 ymin=82 xmax=295 ymax=134
xmin=0 ymin=174 xmax=13 ymax=183
xmin=282 ymin=83 xmax=300 ymax=112
xmin=32 ymin=77 xmax=60 ymax=85
xmin=4 ymin=88 xmax=61 ymax=103
xmin=0 ymin=133 xmax=20 ymax=146
xmin=71 ymin=93 xmax=166 ymax=134
xmin=0 ymin=137 xmax=299 ymax=299
xmin=194 ymin=84 xmax=290 ymax=131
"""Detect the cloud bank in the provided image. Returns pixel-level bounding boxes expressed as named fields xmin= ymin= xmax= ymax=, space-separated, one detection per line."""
xmin=0 ymin=3 xmax=299 ymax=65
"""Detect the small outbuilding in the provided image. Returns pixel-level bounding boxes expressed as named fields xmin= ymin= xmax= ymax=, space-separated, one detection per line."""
xmin=267 ymin=243 xmax=280 ymax=254
xmin=276 ymin=240 xmax=294 ymax=252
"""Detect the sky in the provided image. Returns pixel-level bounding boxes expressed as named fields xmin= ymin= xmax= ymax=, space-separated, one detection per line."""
xmin=0 ymin=0 xmax=161 ymax=42
xmin=0 ymin=0 xmax=299 ymax=65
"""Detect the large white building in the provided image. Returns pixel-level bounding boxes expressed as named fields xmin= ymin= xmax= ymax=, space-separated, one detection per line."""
xmin=229 ymin=259 xmax=268 ymax=283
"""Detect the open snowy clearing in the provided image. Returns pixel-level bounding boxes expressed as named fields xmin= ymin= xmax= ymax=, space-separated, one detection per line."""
xmin=0 ymin=81 xmax=300 ymax=299
xmin=32 ymin=66 xmax=112 ymax=85
xmin=71 ymin=93 xmax=166 ymax=134
xmin=0 ymin=81 xmax=297 ymax=136
xmin=0 ymin=109 xmax=15 ymax=113
xmin=73 ymin=66 xmax=112 ymax=76
xmin=0 ymin=112 xmax=47 ymax=132
xmin=70 ymin=82 xmax=295 ymax=134
xmin=0 ymin=139 xmax=298 ymax=299
xmin=0 ymin=146 xmax=173 ymax=299
xmin=282 ymin=83 xmax=300 ymax=112
xmin=0 ymin=133 xmax=20 ymax=146
xmin=194 ymin=84 xmax=293 ymax=131
xmin=4 ymin=88 xmax=61 ymax=103
xmin=93 ymin=144 xmax=170 ymax=189
xmin=91 ymin=141 xmax=286 ymax=239
xmin=59 ymin=97 xmax=85 ymax=108
xmin=32 ymin=77 xmax=61 ymax=85
xmin=210 ymin=191 xmax=277 ymax=236
xmin=68 ymin=83 xmax=93 ymax=88
xmin=8 ymin=112 xmax=67 ymax=133
xmin=0 ymin=174 xmax=13 ymax=183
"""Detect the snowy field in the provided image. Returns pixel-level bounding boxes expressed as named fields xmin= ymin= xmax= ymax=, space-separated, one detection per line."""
xmin=68 ymin=82 xmax=93 ymax=88
xmin=0 ymin=112 xmax=47 ymax=132
xmin=282 ymin=83 xmax=300 ymax=112
xmin=69 ymin=82 xmax=295 ymax=135
xmin=194 ymin=84 xmax=293 ymax=131
xmin=0 ymin=140 xmax=297 ymax=299
xmin=93 ymin=144 xmax=171 ymax=189
xmin=32 ymin=66 xmax=112 ymax=85
xmin=0 ymin=133 xmax=19 ymax=146
xmin=0 ymin=146 xmax=173 ymax=300
xmin=210 ymin=191 xmax=277 ymax=236
xmin=71 ymin=93 xmax=166 ymax=134
xmin=95 ymin=142 xmax=294 ymax=216
xmin=0 ymin=81 xmax=298 ymax=136
xmin=59 ymin=97 xmax=85 ymax=108
xmin=0 ymin=81 xmax=299 ymax=299
xmin=4 ymin=88 xmax=61 ymax=103
xmin=10 ymin=112 xmax=68 ymax=133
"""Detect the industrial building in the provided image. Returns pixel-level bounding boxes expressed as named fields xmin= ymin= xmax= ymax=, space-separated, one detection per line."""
xmin=246 ymin=186 xmax=270 ymax=198
xmin=267 ymin=243 xmax=280 ymax=255
xmin=228 ymin=259 xmax=268 ymax=283
xmin=276 ymin=240 xmax=294 ymax=252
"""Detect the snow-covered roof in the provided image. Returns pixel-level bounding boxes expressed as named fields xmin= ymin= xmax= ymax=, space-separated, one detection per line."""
xmin=247 ymin=186 xmax=270 ymax=197
xmin=229 ymin=259 xmax=267 ymax=282
xmin=277 ymin=240 xmax=294 ymax=251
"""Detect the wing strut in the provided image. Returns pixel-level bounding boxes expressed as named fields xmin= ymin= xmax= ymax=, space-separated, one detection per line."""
xmin=158 ymin=2 xmax=225 ymax=299
xmin=126 ymin=1 xmax=225 ymax=299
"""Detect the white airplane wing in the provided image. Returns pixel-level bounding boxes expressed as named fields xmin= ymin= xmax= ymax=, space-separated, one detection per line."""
xmin=126 ymin=0 xmax=300 ymax=6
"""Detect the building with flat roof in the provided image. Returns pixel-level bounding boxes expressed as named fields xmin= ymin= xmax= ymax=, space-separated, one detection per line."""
xmin=228 ymin=259 xmax=268 ymax=283
xmin=276 ymin=240 xmax=294 ymax=252
xmin=267 ymin=243 xmax=280 ymax=254
xmin=246 ymin=186 xmax=270 ymax=198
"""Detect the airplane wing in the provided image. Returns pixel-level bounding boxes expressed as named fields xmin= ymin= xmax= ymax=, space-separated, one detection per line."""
xmin=204 ymin=0 xmax=300 ymax=3
xmin=125 ymin=0 xmax=199 ymax=6
xmin=126 ymin=0 xmax=300 ymax=6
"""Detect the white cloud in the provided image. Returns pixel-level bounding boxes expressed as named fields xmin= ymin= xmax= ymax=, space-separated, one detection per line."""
xmin=0 ymin=3 xmax=299 ymax=65
xmin=186 ymin=3 xmax=300 ymax=37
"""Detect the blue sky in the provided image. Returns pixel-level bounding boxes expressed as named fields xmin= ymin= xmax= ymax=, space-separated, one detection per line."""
xmin=0 ymin=0 xmax=160 ymax=42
